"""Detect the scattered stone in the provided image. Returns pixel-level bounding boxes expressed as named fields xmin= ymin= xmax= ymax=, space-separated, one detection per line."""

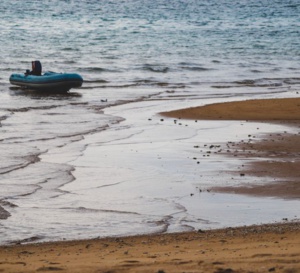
xmin=19 ymin=251 xmax=35 ymax=255
xmin=214 ymin=268 xmax=235 ymax=273
xmin=213 ymin=261 xmax=225 ymax=265
xmin=37 ymin=267 xmax=64 ymax=271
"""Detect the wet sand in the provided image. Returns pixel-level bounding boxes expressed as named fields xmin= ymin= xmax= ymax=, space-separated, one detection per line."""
xmin=1 ymin=97 xmax=300 ymax=273
xmin=212 ymin=133 xmax=300 ymax=199
xmin=162 ymin=97 xmax=300 ymax=199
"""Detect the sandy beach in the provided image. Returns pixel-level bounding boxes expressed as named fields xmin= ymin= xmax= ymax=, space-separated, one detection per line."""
xmin=0 ymin=222 xmax=299 ymax=273
xmin=0 ymin=97 xmax=299 ymax=273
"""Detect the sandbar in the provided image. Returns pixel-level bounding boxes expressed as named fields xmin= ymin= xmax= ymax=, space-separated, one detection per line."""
xmin=161 ymin=97 xmax=300 ymax=199
xmin=161 ymin=98 xmax=300 ymax=121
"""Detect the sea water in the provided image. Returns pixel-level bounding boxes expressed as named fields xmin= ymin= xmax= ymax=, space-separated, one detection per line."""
xmin=0 ymin=0 xmax=299 ymax=244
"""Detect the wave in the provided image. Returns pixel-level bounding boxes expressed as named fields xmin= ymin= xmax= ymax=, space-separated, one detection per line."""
xmin=83 ymin=79 xmax=109 ymax=84
xmin=234 ymin=79 xmax=256 ymax=85
xmin=63 ymin=60 xmax=77 ymax=64
xmin=283 ymin=78 xmax=300 ymax=84
xmin=5 ymin=105 xmax=60 ymax=113
xmin=210 ymin=77 xmax=300 ymax=89
xmin=62 ymin=206 xmax=140 ymax=215
xmin=133 ymin=79 xmax=171 ymax=87
xmin=11 ymin=236 xmax=45 ymax=245
xmin=82 ymin=79 xmax=184 ymax=89
xmin=80 ymin=83 xmax=139 ymax=89
xmin=0 ymin=68 xmax=20 ymax=72
xmin=0 ymin=153 xmax=40 ymax=175
xmin=142 ymin=64 xmax=169 ymax=73
xmin=250 ymin=69 xmax=262 ymax=73
xmin=79 ymin=67 xmax=106 ymax=72
xmin=181 ymin=66 xmax=211 ymax=72
xmin=0 ymin=200 xmax=17 ymax=208
xmin=0 ymin=114 xmax=10 ymax=124
xmin=178 ymin=62 xmax=212 ymax=71
xmin=179 ymin=64 xmax=211 ymax=72
xmin=0 ymin=206 xmax=10 ymax=220
xmin=61 ymin=47 xmax=80 ymax=52
xmin=78 ymin=67 xmax=120 ymax=73
xmin=235 ymin=77 xmax=300 ymax=87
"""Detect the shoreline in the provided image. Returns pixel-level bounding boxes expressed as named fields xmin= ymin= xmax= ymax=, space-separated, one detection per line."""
xmin=1 ymin=97 xmax=299 ymax=272
xmin=0 ymin=221 xmax=299 ymax=273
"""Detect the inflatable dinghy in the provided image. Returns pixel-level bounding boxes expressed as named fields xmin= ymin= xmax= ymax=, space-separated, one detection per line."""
xmin=9 ymin=71 xmax=83 ymax=92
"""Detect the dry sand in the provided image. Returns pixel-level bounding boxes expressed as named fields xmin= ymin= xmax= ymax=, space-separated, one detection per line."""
xmin=0 ymin=222 xmax=299 ymax=273
xmin=160 ymin=98 xmax=300 ymax=121
xmin=1 ymin=97 xmax=299 ymax=273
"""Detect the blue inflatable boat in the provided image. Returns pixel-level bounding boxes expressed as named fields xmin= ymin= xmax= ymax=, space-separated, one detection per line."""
xmin=9 ymin=71 xmax=83 ymax=92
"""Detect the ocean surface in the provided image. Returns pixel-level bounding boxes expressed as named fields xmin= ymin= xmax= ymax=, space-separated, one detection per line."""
xmin=0 ymin=0 xmax=300 ymax=245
